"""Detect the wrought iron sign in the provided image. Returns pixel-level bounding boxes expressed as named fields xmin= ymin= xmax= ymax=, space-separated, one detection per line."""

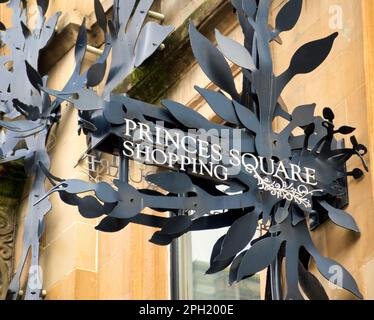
xmin=0 ymin=0 xmax=369 ymax=300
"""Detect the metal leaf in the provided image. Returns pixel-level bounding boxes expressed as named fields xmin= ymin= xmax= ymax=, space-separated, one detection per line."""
xmin=319 ymin=201 xmax=360 ymax=233
xmin=94 ymin=0 xmax=107 ymax=31
xmin=275 ymin=0 xmax=302 ymax=33
xmin=195 ymin=86 xmax=239 ymax=124
xmin=310 ymin=249 xmax=363 ymax=299
xmin=298 ymin=261 xmax=329 ymax=300
xmin=25 ymin=61 xmax=43 ymax=93
xmin=37 ymin=0 xmax=49 ymax=16
xmin=75 ymin=19 xmax=87 ymax=68
xmin=291 ymin=104 xmax=316 ymax=126
xmin=86 ymin=62 xmax=107 ymax=87
xmin=215 ymin=29 xmax=256 ymax=71
xmin=162 ymin=99 xmax=224 ymax=130
xmin=95 ymin=216 xmax=129 ymax=233
xmin=77 ymin=196 xmax=106 ymax=219
xmin=215 ymin=213 xmax=258 ymax=261
xmin=337 ymin=126 xmax=355 ymax=135
xmin=206 ymin=235 xmax=235 ymax=274
xmin=229 ymin=251 xmax=247 ymax=285
xmin=20 ymin=21 xmax=31 ymax=38
xmin=149 ymin=232 xmax=174 ymax=246
xmin=278 ymin=33 xmax=338 ymax=94
xmin=146 ymin=172 xmax=193 ymax=194
xmin=237 ymin=236 xmax=282 ymax=281
xmin=158 ymin=215 xmax=192 ymax=236
xmin=233 ymin=100 xmax=259 ymax=133
xmin=189 ymin=22 xmax=239 ymax=99
xmin=134 ymin=22 xmax=174 ymax=67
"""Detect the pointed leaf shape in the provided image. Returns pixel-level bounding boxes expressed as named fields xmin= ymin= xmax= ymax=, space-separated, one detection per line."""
xmin=86 ymin=62 xmax=107 ymax=87
xmin=310 ymin=249 xmax=363 ymax=299
xmin=162 ymin=99 xmax=224 ymax=130
xmin=96 ymin=216 xmax=129 ymax=232
xmin=75 ymin=19 xmax=87 ymax=68
xmin=159 ymin=215 xmax=192 ymax=236
xmin=290 ymin=32 xmax=338 ymax=75
xmin=134 ymin=22 xmax=174 ymax=67
xmin=206 ymin=235 xmax=235 ymax=274
xmin=149 ymin=232 xmax=174 ymax=246
xmin=146 ymin=172 xmax=193 ymax=194
xmin=77 ymin=196 xmax=106 ymax=218
xmin=291 ymin=104 xmax=316 ymax=126
xmin=229 ymin=251 xmax=247 ymax=285
xmin=25 ymin=61 xmax=43 ymax=93
xmin=275 ymin=0 xmax=302 ymax=33
xmin=215 ymin=29 xmax=256 ymax=71
xmin=278 ymin=33 xmax=338 ymax=94
xmin=337 ymin=126 xmax=355 ymax=135
xmin=20 ymin=21 xmax=31 ymax=38
xmin=189 ymin=22 xmax=238 ymax=99
xmin=237 ymin=236 xmax=282 ymax=281
xmin=37 ymin=0 xmax=49 ymax=16
xmin=94 ymin=0 xmax=107 ymax=30
xmin=195 ymin=86 xmax=239 ymax=124
xmin=298 ymin=262 xmax=329 ymax=300
xmin=319 ymin=201 xmax=360 ymax=232
xmin=233 ymin=100 xmax=259 ymax=133
xmin=215 ymin=213 xmax=258 ymax=261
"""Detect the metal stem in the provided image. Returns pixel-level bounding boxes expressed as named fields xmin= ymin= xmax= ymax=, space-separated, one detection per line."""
xmin=270 ymin=254 xmax=283 ymax=300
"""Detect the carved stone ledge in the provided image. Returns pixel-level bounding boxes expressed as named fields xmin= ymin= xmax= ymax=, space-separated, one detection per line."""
xmin=116 ymin=0 xmax=238 ymax=104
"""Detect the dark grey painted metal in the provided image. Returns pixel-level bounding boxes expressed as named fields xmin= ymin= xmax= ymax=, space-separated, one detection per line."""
xmin=1 ymin=0 xmax=368 ymax=300
xmin=0 ymin=0 xmax=173 ymax=300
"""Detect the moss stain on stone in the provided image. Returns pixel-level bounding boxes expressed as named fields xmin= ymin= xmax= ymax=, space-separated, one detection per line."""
xmin=0 ymin=161 xmax=26 ymax=200
xmin=114 ymin=0 xmax=227 ymax=104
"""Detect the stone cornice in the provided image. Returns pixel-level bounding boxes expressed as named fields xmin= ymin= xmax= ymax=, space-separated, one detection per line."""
xmin=39 ymin=0 xmax=238 ymax=105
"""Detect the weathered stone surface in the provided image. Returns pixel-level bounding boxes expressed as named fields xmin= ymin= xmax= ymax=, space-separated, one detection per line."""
xmin=0 ymin=162 xmax=26 ymax=299
xmin=116 ymin=0 xmax=235 ymax=104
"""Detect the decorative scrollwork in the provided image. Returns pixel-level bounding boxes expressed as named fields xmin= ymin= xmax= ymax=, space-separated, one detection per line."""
xmin=0 ymin=210 xmax=15 ymax=299
xmin=247 ymin=168 xmax=323 ymax=208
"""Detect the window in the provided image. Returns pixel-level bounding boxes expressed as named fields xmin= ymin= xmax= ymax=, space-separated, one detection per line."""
xmin=173 ymin=227 xmax=261 ymax=300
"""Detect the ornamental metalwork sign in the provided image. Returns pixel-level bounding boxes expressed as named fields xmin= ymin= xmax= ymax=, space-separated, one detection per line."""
xmin=0 ymin=0 xmax=369 ymax=300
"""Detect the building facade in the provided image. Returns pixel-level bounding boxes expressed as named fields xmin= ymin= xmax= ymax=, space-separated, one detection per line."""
xmin=0 ymin=0 xmax=374 ymax=300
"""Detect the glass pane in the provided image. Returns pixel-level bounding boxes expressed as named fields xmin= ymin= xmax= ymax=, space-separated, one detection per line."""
xmin=190 ymin=228 xmax=261 ymax=300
